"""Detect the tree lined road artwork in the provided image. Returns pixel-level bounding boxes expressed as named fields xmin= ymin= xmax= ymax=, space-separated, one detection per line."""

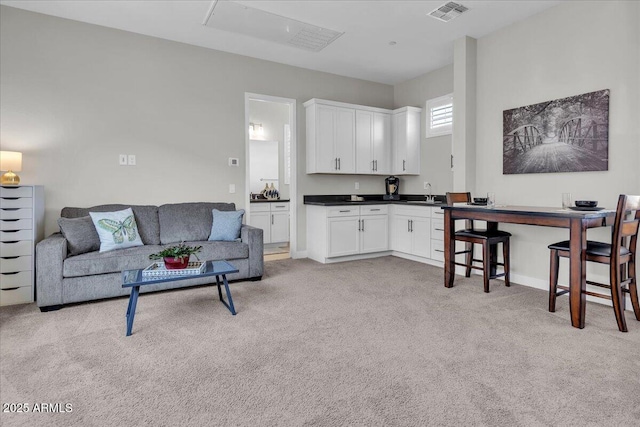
xmin=503 ymin=90 xmax=609 ymax=175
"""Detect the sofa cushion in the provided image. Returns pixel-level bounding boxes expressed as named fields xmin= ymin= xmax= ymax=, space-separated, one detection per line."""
xmin=62 ymin=241 xmax=249 ymax=278
xmin=209 ymin=209 xmax=245 ymax=241
xmin=158 ymin=202 xmax=236 ymax=244
xmin=185 ymin=240 xmax=248 ymax=262
xmin=57 ymin=216 xmax=100 ymax=256
xmin=63 ymin=245 xmax=163 ymax=278
xmin=61 ymin=204 xmax=160 ymax=245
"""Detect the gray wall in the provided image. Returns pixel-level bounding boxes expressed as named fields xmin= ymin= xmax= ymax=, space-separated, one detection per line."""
xmin=475 ymin=0 xmax=640 ymax=286
xmin=0 ymin=6 xmax=393 ymax=251
xmin=393 ymin=64 xmax=454 ymax=195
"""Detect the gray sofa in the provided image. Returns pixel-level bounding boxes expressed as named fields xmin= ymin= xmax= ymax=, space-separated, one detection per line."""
xmin=36 ymin=202 xmax=263 ymax=311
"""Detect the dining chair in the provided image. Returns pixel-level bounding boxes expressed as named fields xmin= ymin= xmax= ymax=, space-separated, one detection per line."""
xmin=548 ymin=194 xmax=640 ymax=332
xmin=446 ymin=192 xmax=511 ymax=292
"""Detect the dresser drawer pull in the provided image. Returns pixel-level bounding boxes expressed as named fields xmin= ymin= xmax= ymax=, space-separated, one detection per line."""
xmin=435 ymin=228 xmax=444 ymax=231
xmin=1 ymin=256 xmax=19 ymax=260
xmin=1 ymin=287 xmax=20 ymax=291
xmin=2 ymin=241 xmax=19 ymax=244
xmin=1 ymin=197 xmax=19 ymax=200
xmin=434 ymin=249 xmax=444 ymax=253
xmin=370 ymin=209 xmax=380 ymax=211
xmin=1 ymin=272 xmax=20 ymax=276
xmin=339 ymin=210 xmax=351 ymax=213
xmin=1 ymin=208 xmax=19 ymax=211
xmin=1 ymin=219 xmax=19 ymax=222
xmin=274 ymin=205 xmax=286 ymax=208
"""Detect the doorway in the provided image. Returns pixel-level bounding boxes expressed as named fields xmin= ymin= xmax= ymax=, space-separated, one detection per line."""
xmin=244 ymin=93 xmax=297 ymax=261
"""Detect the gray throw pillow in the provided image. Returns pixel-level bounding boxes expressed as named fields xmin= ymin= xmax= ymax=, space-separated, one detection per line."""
xmin=57 ymin=216 xmax=100 ymax=256
xmin=209 ymin=209 xmax=245 ymax=241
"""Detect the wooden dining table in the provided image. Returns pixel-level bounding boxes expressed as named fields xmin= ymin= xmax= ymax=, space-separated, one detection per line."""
xmin=442 ymin=204 xmax=616 ymax=329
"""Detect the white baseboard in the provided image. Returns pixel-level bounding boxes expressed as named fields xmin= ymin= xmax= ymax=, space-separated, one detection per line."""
xmin=291 ymin=250 xmax=307 ymax=259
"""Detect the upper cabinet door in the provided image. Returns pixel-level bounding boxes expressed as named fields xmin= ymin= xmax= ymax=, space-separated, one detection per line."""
xmin=316 ymin=105 xmax=337 ymax=173
xmin=355 ymin=110 xmax=374 ymax=174
xmin=373 ymin=112 xmax=391 ymax=175
xmin=334 ymin=107 xmax=355 ymax=174
xmin=392 ymin=108 xmax=421 ymax=175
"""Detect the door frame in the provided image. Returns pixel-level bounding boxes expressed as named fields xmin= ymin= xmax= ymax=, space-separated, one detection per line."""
xmin=244 ymin=93 xmax=298 ymax=256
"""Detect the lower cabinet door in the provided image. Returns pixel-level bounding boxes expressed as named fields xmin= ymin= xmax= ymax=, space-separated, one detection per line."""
xmin=391 ymin=216 xmax=413 ymax=253
xmin=361 ymin=215 xmax=388 ymax=253
xmin=411 ymin=217 xmax=431 ymax=258
xmin=270 ymin=211 xmax=289 ymax=243
xmin=328 ymin=217 xmax=360 ymax=257
xmin=250 ymin=212 xmax=272 ymax=244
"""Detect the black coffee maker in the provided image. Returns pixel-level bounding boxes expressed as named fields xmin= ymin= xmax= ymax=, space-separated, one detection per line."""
xmin=383 ymin=176 xmax=400 ymax=200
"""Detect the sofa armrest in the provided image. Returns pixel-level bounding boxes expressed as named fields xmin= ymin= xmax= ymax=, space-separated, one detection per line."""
xmin=241 ymin=224 xmax=263 ymax=278
xmin=35 ymin=233 xmax=68 ymax=307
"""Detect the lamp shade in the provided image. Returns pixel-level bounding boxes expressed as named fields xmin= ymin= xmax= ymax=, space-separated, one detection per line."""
xmin=0 ymin=151 xmax=22 ymax=172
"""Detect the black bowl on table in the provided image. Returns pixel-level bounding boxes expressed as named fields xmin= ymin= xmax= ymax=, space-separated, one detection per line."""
xmin=474 ymin=197 xmax=487 ymax=204
xmin=575 ymin=200 xmax=598 ymax=208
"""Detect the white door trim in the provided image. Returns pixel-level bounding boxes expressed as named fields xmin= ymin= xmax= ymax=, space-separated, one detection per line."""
xmin=244 ymin=92 xmax=298 ymax=256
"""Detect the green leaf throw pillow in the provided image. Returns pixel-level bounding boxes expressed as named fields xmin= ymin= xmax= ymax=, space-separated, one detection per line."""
xmin=89 ymin=208 xmax=144 ymax=253
xmin=209 ymin=209 xmax=245 ymax=241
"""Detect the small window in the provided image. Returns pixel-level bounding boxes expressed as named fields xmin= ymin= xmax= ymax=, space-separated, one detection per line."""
xmin=426 ymin=94 xmax=453 ymax=138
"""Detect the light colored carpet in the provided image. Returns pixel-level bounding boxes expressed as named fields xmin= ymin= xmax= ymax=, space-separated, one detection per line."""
xmin=1 ymin=256 xmax=639 ymax=427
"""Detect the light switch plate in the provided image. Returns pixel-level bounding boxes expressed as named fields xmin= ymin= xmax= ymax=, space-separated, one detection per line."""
xmin=119 ymin=154 xmax=127 ymax=166
xmin=355 ymin=182 xmax=360 ymax=190
xmin=128 ymin=154 xmax=136 ymax=166
xmin=229 ymin=184 xmax=236 ymax=193
xmin=228 ymin=158 xmax=239 ymax=167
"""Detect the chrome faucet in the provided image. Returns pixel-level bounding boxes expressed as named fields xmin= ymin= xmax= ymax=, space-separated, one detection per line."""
xmin=425 ymin=183 xmax=434 ymax=203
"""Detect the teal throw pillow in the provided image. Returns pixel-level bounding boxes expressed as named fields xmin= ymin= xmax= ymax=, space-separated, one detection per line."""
xmin=89 ymin=208 xmax=144 ymax=253
xmin=209 ymin=209 xmax=245 ymax=241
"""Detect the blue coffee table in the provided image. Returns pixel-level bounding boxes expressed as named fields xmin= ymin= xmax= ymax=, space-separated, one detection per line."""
xmin=122 ymin=260 xmax=239 ymax=336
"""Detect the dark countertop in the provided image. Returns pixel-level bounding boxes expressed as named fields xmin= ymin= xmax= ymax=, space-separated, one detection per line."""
xmin=304 ymin=194 xmax=446 ymax=207
xmin=250 ymin=199 xmax=290 ymax=203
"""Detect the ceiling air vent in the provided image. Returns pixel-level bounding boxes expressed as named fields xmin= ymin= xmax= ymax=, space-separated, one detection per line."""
xmin=428 ymin=2 xmax=469 ymax=22
xmin=203 ymin=1 xmax=343 ymax=52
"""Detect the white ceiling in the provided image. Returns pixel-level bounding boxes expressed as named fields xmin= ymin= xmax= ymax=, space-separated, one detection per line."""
xmin=0 ymin=0 xmax=563 ymax=85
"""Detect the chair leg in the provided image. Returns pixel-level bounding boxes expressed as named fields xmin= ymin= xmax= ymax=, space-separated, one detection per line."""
xmin=610 ymin=263 xmax=628 ymax=332
xmin=465 ymin=242 xmax=473 ymax=277
xmin=482 ymin=242 xmax=490 ymax=293
xmin=549 ymin=249 xmax=559 ymax=312
xmin=627 ymin=259 xmax=640 ymax=321
xmin=503 ymin=239 xmax=510 ymax=287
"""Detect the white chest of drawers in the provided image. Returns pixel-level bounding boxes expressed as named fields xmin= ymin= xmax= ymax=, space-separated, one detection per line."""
xmin=0 ymin=185 xmax=45 ymax=306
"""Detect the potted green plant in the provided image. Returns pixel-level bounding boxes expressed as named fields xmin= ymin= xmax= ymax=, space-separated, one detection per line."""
xmin=149 ymin=243 xmax=202 ymax=270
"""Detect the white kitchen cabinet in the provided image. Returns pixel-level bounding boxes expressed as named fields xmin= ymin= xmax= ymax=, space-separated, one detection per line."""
xmin=390 ymin=205 xmax=431 ymax=258
xmin=328 ymin=216 xmax=360 ymax=257
xmin=306 ymin=100 xmax=355 ymax=174
xmin=0 ymin=185 xmax=44 ymax=306
xmin=249 ymin=202 xmax=289 ymax=244
xmin=356 ymin=110 xmax=391 ymax=174
xmin=307 ymin=205 xmax=389 ymax=263
xmin=430 ymin=207 xmax=445 ymax=261
xmin=392 ymin=107 xmax=422 ymax=175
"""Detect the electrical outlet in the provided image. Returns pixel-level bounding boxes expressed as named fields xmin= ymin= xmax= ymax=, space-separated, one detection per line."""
xmin=119 ymin=154 xmax=127 ymax=166
xmin=355 ymin=182 xmax=360 ymax=190
xmin=128 ymin=154 xmax=136 ymax=166
xmin=229 ymin=184 xmax=236 ymax=193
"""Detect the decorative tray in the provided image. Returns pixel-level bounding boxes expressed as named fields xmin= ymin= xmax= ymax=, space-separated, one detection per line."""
xmin=568 ymin=206 xmax=605 ymax=211
xmin=142 ymin=261 xmax=206 ymax=277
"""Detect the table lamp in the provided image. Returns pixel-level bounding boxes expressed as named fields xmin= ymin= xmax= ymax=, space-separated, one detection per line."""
xmin=0 ymin=151 xmax=22 ymax=185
